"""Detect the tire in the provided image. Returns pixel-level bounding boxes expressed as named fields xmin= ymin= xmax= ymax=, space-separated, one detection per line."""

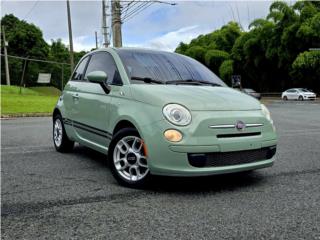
xmin=283 ymin=96 xmax=288 ymax=101
xmin=298 ymin=95 xmax=303 ymax=101
xmin=108 ymin=128 xmax=150 ymax=188
xmin=53 ymin=114 xmax=74 ymax=152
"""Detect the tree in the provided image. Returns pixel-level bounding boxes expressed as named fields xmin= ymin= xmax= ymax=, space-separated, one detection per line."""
xmin=185 ymin=46 xmax=206 ymax=62
xmin=204 ymin=50 xmax=230 ymax=73
xmin=219 ymin=60 xmax=233 ymax=84
xmin=1 ymin=14 xmax=87 ymax=88
xmin=175 ymin=1 xmax=320 ymax=93
xmin=1 ymin=14 xmax=49 ymax=59
xmin=291 ymin=51 xmax=320 ymax=91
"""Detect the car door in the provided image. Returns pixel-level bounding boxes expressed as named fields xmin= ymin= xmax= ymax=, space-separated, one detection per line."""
xmin=291 ymin=89 xmax=299 ymax=100
xmin=286 ymin=89 xmax=295 ymax=100
xmin=73 ymin=52 xmax=123 ymax=152
xmin=63 ymin=56 xmax=90 ymax=139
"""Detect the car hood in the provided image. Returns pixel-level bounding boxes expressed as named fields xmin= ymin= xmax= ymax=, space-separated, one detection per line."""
xmin=130 ymin=85 xmax=261 ymax=111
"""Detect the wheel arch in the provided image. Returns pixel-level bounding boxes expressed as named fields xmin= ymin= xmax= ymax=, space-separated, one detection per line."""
xmin=113 ymin=119 xmax=139 ymax=135
xmin=52 ymin=108 xmax=62 ymax=119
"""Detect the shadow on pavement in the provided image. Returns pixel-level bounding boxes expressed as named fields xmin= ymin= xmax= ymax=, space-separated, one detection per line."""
xmin=71 ymin=144 xmax=266 ymax=193
xmin=148 ymin=171 xmax=265 ymax=193
xmin=72 ymin=144 xmax=108 ymax=166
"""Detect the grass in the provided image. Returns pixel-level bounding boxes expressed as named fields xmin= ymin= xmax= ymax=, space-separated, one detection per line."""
xmin=1 ymin=85 xmax=61 ymax=116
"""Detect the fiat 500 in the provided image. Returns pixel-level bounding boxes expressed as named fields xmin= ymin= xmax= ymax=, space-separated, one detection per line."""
xmin=53 ymin=48 xmax=277 ymax=187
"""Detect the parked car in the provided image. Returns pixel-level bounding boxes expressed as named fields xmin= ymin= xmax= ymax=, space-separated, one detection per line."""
xmin=282 ymin=88 xmax=316 ymax=101
xmin=53 ymin=48 xmax=277 ymax=188
xmin=241 ymin=88 xmax=261 ymax=100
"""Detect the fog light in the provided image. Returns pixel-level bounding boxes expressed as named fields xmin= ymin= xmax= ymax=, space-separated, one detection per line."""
xmin=164 ymin=129 xmax=183 ymax=142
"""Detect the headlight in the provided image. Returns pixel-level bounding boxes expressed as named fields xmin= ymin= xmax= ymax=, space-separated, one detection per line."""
xmin=261 ymin=104 xmax=271 ymax=121
xmin=261 ymin=104 xmax=275 ymax=130
xmin=163 ymin=104 xmax=191 ymax=126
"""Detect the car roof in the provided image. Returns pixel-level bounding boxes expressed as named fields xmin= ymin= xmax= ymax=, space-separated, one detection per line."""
xmin=87 ymin=47 xmax=174 ymax=55
xmin=113 ymin=47 xmax=173 ymax=54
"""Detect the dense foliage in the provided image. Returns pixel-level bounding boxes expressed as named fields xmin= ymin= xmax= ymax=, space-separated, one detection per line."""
xmin=176 ymin=1 xmax=320 ymax=93
xmin=1 ymin=14 xmax=86 ymax=89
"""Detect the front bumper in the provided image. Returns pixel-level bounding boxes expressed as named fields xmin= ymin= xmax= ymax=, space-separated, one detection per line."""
xmin=303 ymin=95 xmax=316 ymax=100
xmin=141 ymin=110 xmax=277 ymax=177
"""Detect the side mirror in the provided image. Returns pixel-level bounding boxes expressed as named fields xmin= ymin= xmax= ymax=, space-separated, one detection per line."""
xmin=87 ymin=71 xmax=110 ymax=94
xmin=87 ymin=71 xmax=108 ymax=84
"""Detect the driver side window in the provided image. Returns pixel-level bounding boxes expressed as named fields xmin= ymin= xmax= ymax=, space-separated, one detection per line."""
xmin=84 ymin=52 xmax=122 ymax=85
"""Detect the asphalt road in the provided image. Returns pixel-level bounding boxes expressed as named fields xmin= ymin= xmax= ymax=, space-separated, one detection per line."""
xmin=1 ymin=101 xmax=320 ymax=240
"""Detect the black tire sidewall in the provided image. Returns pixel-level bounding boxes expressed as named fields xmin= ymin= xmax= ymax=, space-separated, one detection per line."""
xmin=108 ymin=128 xmax=150 ymax=188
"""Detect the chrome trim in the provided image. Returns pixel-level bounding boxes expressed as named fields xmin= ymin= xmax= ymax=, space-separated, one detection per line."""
xmin=209 ymin=124 xmax=235 ymax=129
xmin=246 ymin=123 xmax=264 ymax=128
xmin=209 ymin=123 xmax=263 ymax=129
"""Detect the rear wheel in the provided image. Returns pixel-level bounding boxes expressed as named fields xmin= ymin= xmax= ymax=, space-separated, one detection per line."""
xmin=298 ymin=95 xmax=303 ymax=101
xmin=109 ymin=128 xmax=150 ymax=188
xmin=283 ymin=96 xmax=288 ymax=101
xmin=53 ymin=114 xmax=74 ymax=152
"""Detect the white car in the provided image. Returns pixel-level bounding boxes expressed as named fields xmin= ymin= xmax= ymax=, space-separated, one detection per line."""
xmin=282 ymin=88 xmax=316 ymax=101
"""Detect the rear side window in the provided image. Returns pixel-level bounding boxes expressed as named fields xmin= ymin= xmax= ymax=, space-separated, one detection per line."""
xmin=72 ymin=56 xmax=89 ymax=80
xmin=84 ymin=52 xmax=122 ymax=85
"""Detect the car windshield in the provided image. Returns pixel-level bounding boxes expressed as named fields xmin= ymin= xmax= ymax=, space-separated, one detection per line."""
xmin=299 ymin=88 xmax=310 ymax=93
xmin=116 ymin=49 xmax=227 ymax=86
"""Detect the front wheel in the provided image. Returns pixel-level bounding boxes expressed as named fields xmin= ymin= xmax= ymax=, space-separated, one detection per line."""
xmin=298 ymin=95 xmax=303 ymax=101
xmin=109 ymin=128 xmax=150 ymax=188
xmin=53 ymin=114 xmax=74 ymax=152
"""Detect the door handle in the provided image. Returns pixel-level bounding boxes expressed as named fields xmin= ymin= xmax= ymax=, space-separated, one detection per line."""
xmin=72 ymin=93 xmax=79 ymax=100
xmin=72 ymin=93 xmax=79 ymax=98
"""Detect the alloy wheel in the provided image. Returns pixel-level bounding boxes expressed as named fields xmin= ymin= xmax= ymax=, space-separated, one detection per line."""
xmin=113 ymin=136 xmax=149 ymax=182
xmin=53 ymin=118 xmax=63 ymax=147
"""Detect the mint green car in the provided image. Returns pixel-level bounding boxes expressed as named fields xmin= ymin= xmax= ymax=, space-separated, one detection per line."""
xmin=53 ymin=48 xmax=277 ymax=187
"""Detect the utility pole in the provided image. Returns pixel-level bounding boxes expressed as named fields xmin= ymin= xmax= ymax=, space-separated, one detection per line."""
xmin=95 ymin=31 xmax=98 ymax=49
xmin=102 ymin=0 xmax=110 ymax=47
xmin=66 ymin=0 xmax=74 ymax=72
xmin=19 ymin=58 xmax=28 ymax=94
xmin=112 ymin=0 xmax=122 ymax=47
xmin=2 ymin=26 xmax=11 ymax=86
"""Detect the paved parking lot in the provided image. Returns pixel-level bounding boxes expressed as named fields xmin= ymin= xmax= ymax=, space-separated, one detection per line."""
xmin=1 ymin=101 xmax=320 ymax=240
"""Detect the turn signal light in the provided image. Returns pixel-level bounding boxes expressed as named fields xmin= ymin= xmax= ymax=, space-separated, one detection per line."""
xmin=164 ymin=129 xmax=183 ymax=142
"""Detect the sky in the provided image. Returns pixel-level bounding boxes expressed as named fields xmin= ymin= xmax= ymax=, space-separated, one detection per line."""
xmin=1 ymin=0 xmax=276 ymax=52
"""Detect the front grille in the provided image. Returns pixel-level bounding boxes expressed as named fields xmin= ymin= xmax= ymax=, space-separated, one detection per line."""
xmin=188 ymin=146 xmax=276 ymax=168
xmin=217 ymin=132 xmax=261 ymax=138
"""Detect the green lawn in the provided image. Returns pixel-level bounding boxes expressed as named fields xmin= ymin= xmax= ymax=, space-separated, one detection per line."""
xmin=1 ymin=86 xmax=60 ymax=116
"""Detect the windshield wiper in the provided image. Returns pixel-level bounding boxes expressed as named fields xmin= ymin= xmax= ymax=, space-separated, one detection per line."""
xmin=131 ymin=76 xmax=163 ymax=84
xmin=166 ymin=79 xmax=221 ymax=86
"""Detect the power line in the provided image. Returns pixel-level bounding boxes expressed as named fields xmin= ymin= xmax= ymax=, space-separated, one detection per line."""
xmin=122 ymin=2 xmax=150 ymax=22
xmin=121 ymin=0 xmax=136 ymax=12
xmin=121 ymin=0 xmax=175 ymax=23
xmin=122 ymin=2 xmax=154 ymax=23
xmin=0 ymin=53 xmax=70 ymax=65
xmin=122 ymin=1 xmax=149 ymax=20
xmin=110 ymin=0 xmax=176 ymax=46
xmin=22 ymin=0 xmax=40 ymax=20
xmin=122 ymin=1 xmax=139 ymax=19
